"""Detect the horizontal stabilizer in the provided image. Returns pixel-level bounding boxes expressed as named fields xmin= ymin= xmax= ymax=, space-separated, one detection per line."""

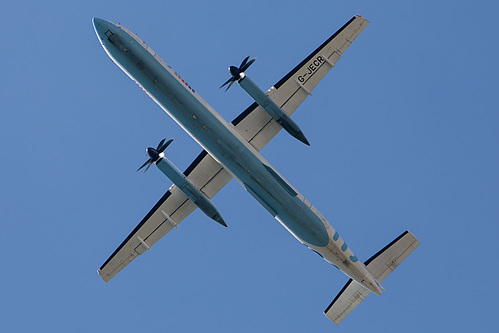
xmin=324 ymin=230 xmax=420 ymax=324
xmin=324 ymin=279 xmax=370 ymax=324
xmin=364 ymin=230 xmax=420 ymax=282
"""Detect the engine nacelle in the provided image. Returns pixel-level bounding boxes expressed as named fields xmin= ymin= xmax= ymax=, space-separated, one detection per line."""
xmin=238 ymin=75 xmax=310 ymax=146
xmin=155 ymin=156 xmax=227 ymax=227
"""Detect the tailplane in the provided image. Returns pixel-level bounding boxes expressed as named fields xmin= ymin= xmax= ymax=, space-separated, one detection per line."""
xmin=324 ymin=230 xmax=420 ymax=324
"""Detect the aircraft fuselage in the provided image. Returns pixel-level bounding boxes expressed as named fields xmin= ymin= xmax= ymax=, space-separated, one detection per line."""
xmin=93 ymin=18 xmax=381 ymax=295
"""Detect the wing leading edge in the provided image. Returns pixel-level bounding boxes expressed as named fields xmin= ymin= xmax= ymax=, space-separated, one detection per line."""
xmin=98 ymin=15 xmax=369 ymax=282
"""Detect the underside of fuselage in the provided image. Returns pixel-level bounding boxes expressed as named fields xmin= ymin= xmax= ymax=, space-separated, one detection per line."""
xmin=93 ymin=18 xmax=382 ymax=295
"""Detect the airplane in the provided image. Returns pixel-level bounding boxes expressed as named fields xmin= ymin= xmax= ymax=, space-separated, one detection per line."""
xmin=93 ymin=15 xmax=420 ymax=324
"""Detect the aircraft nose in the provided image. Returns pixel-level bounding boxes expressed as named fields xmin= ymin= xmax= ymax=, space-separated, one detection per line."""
xmin=92 ymin=17 xmax=104 ymax=31
xmin=92 ymin=17 xmax=103 ymax=26
xmin=92 ymin=18 xmax=115 ymax=39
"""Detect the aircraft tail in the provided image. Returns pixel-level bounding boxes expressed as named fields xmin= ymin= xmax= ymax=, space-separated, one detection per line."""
xmin=324 ymin=230 xmax=420 ymax=324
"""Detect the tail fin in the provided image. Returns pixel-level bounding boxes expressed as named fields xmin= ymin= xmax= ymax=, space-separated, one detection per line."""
xmin=324 ymin=230 xmax=420 ymax=324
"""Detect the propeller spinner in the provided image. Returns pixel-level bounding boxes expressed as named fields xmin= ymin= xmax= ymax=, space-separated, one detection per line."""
xmin=137 ymin=138 xmax=174 ymax=172
xmin=219 ymin=56 xmax=256 ymax=91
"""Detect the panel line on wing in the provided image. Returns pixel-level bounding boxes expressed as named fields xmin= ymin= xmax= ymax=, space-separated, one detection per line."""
xmin=279 ymin=60 xmax=329 ymax=110
xmin=294 ymin=79 xmax=312 ymax=96
xmin=248 ymin=118 xmax=273 ymax=145
xmin=199 ymin=167 xmax=224 ymax=197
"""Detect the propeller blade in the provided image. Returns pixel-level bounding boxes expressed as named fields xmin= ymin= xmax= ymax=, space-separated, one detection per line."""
xmin=224 ymin=80 xmax=235 ymax=92
xmin=221 ymin=56 xmax=256 ymax=92
xmin=219 ymin=77 xmax=233 ymax=89
xmin=239 ymin=56 xmax=250 ymax=70
xmin=137 ymin=159 xmax=152 ymax=172
xmin=156 ymin=138 xmax=166 ymax=150
xmin=158 ymin=138 xmax=174 ymax=153
xmin=240 ymin=57 xmax=256 ymax=72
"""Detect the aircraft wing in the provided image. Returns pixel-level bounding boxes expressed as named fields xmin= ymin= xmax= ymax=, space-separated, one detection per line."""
xmin=98 ymin=151 xmax=232 ymax=282
xmin=231 ymin=15 xmax=369 ymax=150
xmin=99 ymin=15 xmax=369 ymax=282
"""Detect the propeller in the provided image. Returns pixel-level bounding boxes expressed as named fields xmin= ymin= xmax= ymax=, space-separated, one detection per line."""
xmin=137 ymin=138 xmax=174 ymax=172
xmin=219 ymin=56 xmax=256 ymax=91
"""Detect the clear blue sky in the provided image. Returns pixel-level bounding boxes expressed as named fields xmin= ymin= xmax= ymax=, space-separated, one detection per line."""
xmin=1 ymin=1 xmax=497 ymax=332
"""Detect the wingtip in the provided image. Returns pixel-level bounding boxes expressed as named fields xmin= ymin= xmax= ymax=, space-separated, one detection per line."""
xmin=97 ymin=269 xmax=110 ymax=283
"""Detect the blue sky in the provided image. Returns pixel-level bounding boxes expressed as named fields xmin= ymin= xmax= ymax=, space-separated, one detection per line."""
xmin=1 ymin=1 xmax=498 ymax=332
